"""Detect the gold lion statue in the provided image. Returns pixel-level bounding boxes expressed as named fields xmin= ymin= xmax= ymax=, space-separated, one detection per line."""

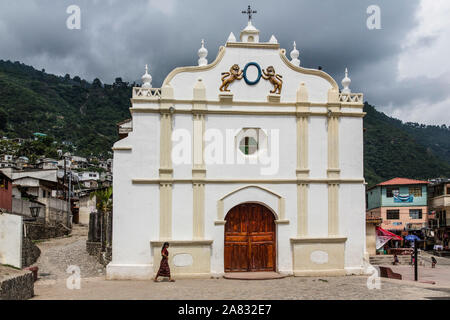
xmin=262 ymin=66 xmax=283 ymax=94
xmin=220 ymin=64 xmax=243 ymax=92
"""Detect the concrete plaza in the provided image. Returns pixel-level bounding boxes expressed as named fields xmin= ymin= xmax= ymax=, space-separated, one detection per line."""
xmin=32 ymin=274 xmax=450 ymax=300
xmin=30 ymin=225 xmax=450 ymax=300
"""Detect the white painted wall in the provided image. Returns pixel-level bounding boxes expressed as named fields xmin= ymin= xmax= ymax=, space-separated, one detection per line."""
xmin=339 ymin=183 xmax=366 ymax=272
xmin=339 ymin=117 xmax=364 ymax=179
xmin=172 ymin=184 xmax=193 ymax=240
xmin=308 ymin=184 xmax=329 ymax=237
xmin=172 ymin=114 xmax=193 ymax=180
xmin=0 ymin=213 xmax=23 ymax=268
xmin=78 ymin=195 xmax=96 ymax=225
xmin=169 ymin=47 xmax=334 ymax=103
xmin=205 ymin=114 xmax=295 ymax=179
xmin=308 ymin=117 xmax=328 ymax=178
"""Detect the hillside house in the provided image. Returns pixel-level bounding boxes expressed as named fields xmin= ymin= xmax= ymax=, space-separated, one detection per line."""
xmin=0 ymin=171 xmax=12 ymax=212
xmin=37 ymin=158 xmax=59 ymax=170
xmin=366 ymin=178 xmax=429 ymax=235
xmin=428 ymin=179 xmax=450 ymax=249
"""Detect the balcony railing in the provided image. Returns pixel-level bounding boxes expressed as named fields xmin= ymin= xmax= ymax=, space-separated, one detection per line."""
xmin=366 ymin=211 xmax=382 ymax=224
xmin=339 ymin=93 xmax=363 ymax=104
xmin=132 ymin=87 xmax=161 ymax=99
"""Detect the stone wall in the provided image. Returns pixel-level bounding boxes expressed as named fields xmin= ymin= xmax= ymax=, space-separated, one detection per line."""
xmin=99 ymin=247 xmax=112 ymax=267
xmin=24 ymin=221 xmax=70 ymax=240
xmin=87 ymin=211 xmax=112 ymax=266
xmin=0 ymin=269 xmax=34 ymax=300
xmin=21 ymin=237 xmax=41 ymax=268
xmin=12 ymin=198 xmax=45 ymax=220
xmin=86 ymin=242 xmax=111 ymax=267
xmin=86 ymin=241 xmax=102 ymax=257
xmin=38 ymin=197 xmax=69 ymax=226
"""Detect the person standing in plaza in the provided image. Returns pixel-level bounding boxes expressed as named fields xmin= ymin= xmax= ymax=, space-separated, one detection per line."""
xmin=393 ymin=254 xmax=399 ymax=265
xmin=431 ymin=256 xmax=437 ymax=268
xmin=154 ymin=242 xmax=175 ymax=282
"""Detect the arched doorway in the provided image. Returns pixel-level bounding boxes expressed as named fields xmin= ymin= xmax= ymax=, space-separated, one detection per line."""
xmin=224 ymin=203 xmax=276 ymax=272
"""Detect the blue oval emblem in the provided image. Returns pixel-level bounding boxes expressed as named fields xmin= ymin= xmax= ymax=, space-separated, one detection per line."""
xmin=243 ymin=62 xmax=262 ymax=85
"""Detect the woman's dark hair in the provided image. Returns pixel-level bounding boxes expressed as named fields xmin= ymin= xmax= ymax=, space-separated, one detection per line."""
xmin=161 ymin=242 xmax=169 ymax=251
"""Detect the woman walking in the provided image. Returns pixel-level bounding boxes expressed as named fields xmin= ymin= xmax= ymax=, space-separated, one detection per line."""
xmin=154 ymin=242 xmax=175 ymax=282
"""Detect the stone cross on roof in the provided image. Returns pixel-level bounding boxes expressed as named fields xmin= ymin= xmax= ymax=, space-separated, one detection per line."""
xmin=242 ymin=5 xmax=257 ymax=22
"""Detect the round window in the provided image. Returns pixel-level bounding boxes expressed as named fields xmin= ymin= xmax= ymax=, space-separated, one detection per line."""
xmin=239 ymin=136 xmax=258 ymax=155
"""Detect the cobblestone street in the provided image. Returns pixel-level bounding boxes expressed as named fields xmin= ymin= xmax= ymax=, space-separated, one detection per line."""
xmin=32 ymin=224 xmax=105 ymax=282
xmin=33 ymin=274 xmax=450 ymax=300
xmin=30 ymin=225 xmax=450 ymax=300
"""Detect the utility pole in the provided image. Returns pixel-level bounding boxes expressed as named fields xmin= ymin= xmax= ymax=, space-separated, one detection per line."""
xmin=63 ymin=156 xmax=67 ymax=200
xmin=414 ymin=240 xmax=418 ymax=281
xmin=67 ymin=171 xmax=72 ymax=228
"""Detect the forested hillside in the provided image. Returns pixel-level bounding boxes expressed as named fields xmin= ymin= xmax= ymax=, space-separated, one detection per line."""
xmin=1 ymin=59 xmax=449 ymax=186
xmin=363 ymin=103 xmax=450 ymax=185
xmin=0 ymin=60 xmax=132 ymax=156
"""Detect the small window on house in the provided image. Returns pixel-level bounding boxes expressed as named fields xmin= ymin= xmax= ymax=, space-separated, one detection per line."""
xmin=248 ymin=35 xmax=254 ymax=42
xmin=409 ymin=186 xmax=422 ymax=197
xmin=386 ymin=187 xmax=399 ymax=198
xmin=409 ymin=209 xmax=422 ymax=219
xmin=386 ymin=210 xmax=400 ymax=220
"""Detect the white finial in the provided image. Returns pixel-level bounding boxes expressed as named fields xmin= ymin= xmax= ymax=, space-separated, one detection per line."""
xmin=341 ymin=67 xmax=351 ymax=94
xmin=269 ymin=35 xmax=278 ymax=44
xmin=290 ymin=41 xmax=300 ymax=67
xmin=227 ymin=32 xmax=237 ymax=42
xmin=141 ymin=64 xmax=152 ymax=88
xmin=198 ymin=39 xmax=208 ymax=66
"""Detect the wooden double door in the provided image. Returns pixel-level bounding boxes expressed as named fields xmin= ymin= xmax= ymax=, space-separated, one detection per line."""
xmin=224 ymin=203 xmax=276 ymax=272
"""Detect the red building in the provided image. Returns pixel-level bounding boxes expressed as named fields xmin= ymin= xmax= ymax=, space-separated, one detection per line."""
xmin=0 ymin=171 xmax=12 ymax=212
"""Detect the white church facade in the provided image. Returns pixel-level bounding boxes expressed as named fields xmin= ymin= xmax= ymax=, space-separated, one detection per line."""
xmin=107 ymin=16 xmax=367 ymax=280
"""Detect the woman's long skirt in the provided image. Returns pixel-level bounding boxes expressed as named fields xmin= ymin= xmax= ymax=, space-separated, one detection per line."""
xmin=157 ymin=257 xmax=171 ymax=277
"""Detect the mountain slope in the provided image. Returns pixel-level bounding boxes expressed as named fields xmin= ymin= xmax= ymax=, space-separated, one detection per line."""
xmin=0 ymin=59 xmax=449 ymax=186
xmin=0 ymin=60 xmax=133 ymax=156
xmin=363 ymin=102 xmax=450 ymax=186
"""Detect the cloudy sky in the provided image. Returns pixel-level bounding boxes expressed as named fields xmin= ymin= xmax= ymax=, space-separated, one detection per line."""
xmin=0 ymin=0 xmax=449 ymax=125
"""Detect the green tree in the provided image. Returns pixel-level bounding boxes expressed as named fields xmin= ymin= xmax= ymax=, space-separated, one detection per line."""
xmin=90 ymin=187 xmax=112 ymax=213
xmin=90 ymin=187 xmax=113 ymax=247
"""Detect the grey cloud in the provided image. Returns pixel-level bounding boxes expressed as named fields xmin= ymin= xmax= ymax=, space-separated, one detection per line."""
xmin=0 ymin=0 xmax=447 ymax=124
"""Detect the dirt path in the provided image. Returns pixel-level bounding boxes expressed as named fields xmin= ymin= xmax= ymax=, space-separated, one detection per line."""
xmin=32 ymin=224 xmax=105 ymax=282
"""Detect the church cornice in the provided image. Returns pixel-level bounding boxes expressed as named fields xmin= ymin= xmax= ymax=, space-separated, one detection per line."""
xmin=129 ymin=107 xmax=366 ymax=118
xmin=225 ymin=42 xmax=280 ymax=49
xmin=132 ymin=178 xmax=366 ymax=185
xmin=162 ymin=46 xmax=227 ymax=87
xmin=130 ymin=98 xmax=364 ymax=107
xmin=130 ymin=94 xmax=364 ymax=107
xmin=279 ymin=49 xmax=339 ymax=90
